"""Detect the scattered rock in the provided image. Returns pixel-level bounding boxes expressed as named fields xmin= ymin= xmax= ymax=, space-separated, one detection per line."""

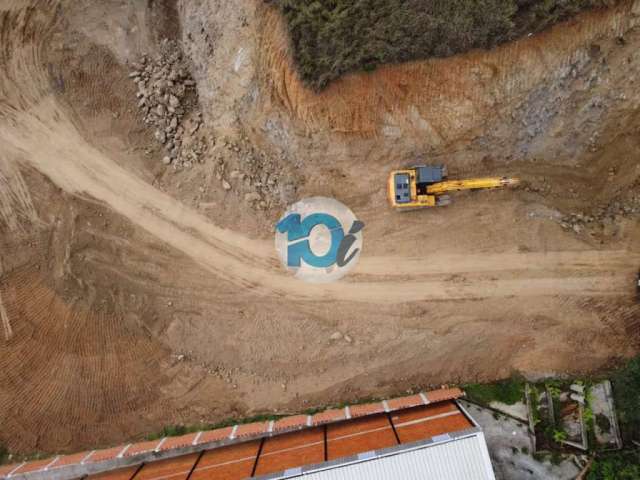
xmin=162 ymin=156 xmax=172 ymax=165
xmin=130 ymin=39 xmax=205 ymax=168
xmin=330 ymin=331 xmax=343 ymax=341
xmin=244 ymin=192 xmax=261 ymax=203
xmin=222 ymin=179 xmax=232 ymax=190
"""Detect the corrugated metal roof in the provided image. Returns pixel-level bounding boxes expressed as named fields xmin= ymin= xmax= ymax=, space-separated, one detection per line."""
xmin=280 ymin=432 xmax=495 ymax=480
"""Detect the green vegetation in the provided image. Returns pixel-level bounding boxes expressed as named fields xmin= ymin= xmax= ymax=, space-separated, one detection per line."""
xmin=612 ymin=356 xmax=640 ymax=442
xmin=596 ymin=413 xmax=611 ymax=434
xmin=550 ymin=450 xmax=564 ymax=466
xmin=588 ymin=450 xmax=640 ymax=480
xmin=529 ymin=384 xmax=542 ymax=426
xmin=465 ymin=376 xmax=525 ymax=405
xmin=553 ymin=429 xmax=567 ymax=443
xmin=0 ymin=444 xmax=8 ymax=465
xmin=532 ymin=451 xmax=549 ymax=462
xmin=584 ymin=386 xmax=595 ymax=430
xmin=273 ymin=0 xmax=620 ymax=89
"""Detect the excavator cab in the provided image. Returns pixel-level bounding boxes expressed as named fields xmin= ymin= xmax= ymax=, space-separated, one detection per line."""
xmin=388 ymin=164 xmax=518 ymax=210
xmin=388 ymin=165 xmax=449 ymax=209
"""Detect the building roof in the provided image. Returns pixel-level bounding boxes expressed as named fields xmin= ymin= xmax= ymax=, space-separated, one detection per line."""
xmin=283 ymin=431 xmax=495 ymax=480
xmin=1 ymin=387 xmax=487 ymax=480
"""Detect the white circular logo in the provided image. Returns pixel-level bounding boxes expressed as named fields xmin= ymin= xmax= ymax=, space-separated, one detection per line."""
xmin=275 ymin=197 xmax=364 ymax=283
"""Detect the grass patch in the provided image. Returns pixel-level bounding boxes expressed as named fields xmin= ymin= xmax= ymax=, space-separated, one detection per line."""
xmin=611 ymin=356 xmax=640 ymax=442
xmin=272 ymin=0 xmax=620 ymax=90
xmin=587 ymin=450 xmax=640 ymax=479
xmin=0 ymin=445 xmax=8 ymax=465
xmin=464 ymin=376 xmax=525 ymax=406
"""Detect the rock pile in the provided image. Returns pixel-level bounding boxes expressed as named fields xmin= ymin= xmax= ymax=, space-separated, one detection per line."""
xmin=560 ymin=212 xmax=596 ymax=234
xmin=129 ymin=39 xmax=206 ymax=167
xmin=561 ymin=192 xmax=640 ymax=235
xmin=212 ymin=136 xmax=289 ymax=210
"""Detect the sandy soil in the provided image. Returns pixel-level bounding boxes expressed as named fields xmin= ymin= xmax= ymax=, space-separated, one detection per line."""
xmin=0 ymin=0 xmax=639 ymax=454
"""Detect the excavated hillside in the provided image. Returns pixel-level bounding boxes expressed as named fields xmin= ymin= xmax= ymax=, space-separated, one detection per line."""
xmin=0 ymin=0 xmax=639 ymax=457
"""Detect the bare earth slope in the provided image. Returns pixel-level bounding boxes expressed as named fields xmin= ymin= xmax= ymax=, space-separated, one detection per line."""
xmin=0 ymin=0 xmax=639 ymax=454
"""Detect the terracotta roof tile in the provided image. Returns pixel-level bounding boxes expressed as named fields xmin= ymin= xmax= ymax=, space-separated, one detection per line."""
xmin=426 ymin=387 xmax=463 ymax=403
xmin=0 ymin=464 xmax=19 ymax=477
xmin=50 ymin=451 xmax=92 ymax=468
xmin=86 ymin=446 xmax=123 ymax=463
xmin=123 ymin=439 xmax=162 ymax=457
xmin=191 ymin=441 xmax=260 ymax=480
xmin=234 ymin=421 xmax=269 ymax=438
xmin=2 ymin=386 xmax=468 ymax=477
xmin=11 ymin=458 xmax=55 ymax=475
xmin=387 ymin=394 xmax=425 ymax=411
xmin=311 ymin=408 xmax=346 ymax=426
xmin=195 ymin=426 xmax=233 ymax=445
xmin=158 ymin=433 xmax=200 ymax=451
xmin=273 ymin=414 xmax=309 ymax=432
xmin=135 ymin=452 xmax=199 ymax=480
xmin=254 ymin=428 xmax=324 ymax=476
xmin=392 ymin=403 xmax=471 ymax=444
xmin=349 ymin=402 xmax=385 ymax=418
xmin=87 ymin=465 xmax=140 ymax=480
xmin=327 ymin=415 xmax=397 ymax=460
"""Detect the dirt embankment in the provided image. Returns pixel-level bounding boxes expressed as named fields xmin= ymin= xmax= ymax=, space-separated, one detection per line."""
xmin=258 ymin=1 xmax=639 ymax=139
xmin=0 ymin=0 xmax=639 ymax=456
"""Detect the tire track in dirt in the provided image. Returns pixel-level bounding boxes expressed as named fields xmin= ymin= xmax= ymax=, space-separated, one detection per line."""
xmin=5 ymin=101 xmax=637 ymax=303
xmin=0 ymin=1 xmax=638 ymax=305
xmin=0 ymin=266 xmax=175 ymax=451
xmin=0 ymin=3 xmax=637 ymax=303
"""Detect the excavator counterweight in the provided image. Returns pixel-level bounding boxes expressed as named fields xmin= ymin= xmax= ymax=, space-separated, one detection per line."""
xmin=388 ymin=165 xmax=519 ymax=210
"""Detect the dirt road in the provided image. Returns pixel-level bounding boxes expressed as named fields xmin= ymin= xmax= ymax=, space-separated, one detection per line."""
xmin=4 ymin=100 xmax=638 ymax=303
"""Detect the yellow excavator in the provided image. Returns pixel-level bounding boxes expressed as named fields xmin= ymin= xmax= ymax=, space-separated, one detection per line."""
xmin=388 ymin=165 xmax=519 ymax=210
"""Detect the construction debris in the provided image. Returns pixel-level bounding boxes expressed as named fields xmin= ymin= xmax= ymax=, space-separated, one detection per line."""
xmin=130 ymin=39 xmax=206 ymax=168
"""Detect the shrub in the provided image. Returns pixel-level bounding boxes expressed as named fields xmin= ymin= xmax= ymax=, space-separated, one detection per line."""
xmin=612 ymin=356 xmax=640 ymax=442
xmin=596 ymin=413 xmax=611 ymax=434
xmin=553 ymin=429 xmax=568 ymax=443
xmin=465 ymin=376 xmax=525 ymax=405
xmin=272 ymin=0 xmax=621 ymax=90
xmin=587 ymin=450 xmax=640 ymax=480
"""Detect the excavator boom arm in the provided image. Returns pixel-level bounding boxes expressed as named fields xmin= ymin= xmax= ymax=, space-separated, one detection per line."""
xmin=426 ymin=177 xmax=519 ymax=195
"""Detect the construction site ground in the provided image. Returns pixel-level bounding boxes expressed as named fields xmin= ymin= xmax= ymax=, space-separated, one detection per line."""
xmin=1 ymin=0 xmax=639 ymax=456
